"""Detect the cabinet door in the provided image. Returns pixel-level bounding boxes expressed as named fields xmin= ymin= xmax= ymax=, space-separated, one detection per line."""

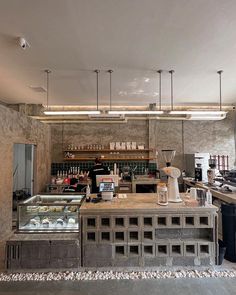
xmin=50 ymin=240 xmax=80 ymax=268
xmin=21 ymin=241 xmax=50 ymax=268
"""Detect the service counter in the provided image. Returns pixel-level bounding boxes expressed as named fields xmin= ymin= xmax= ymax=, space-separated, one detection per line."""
xmin=80 ymin=193 xmax=218 ymax=267
xmin=6 ymin=193 xmax=218 ymax=269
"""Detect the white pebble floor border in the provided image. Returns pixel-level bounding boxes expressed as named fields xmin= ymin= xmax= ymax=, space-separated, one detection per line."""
xmin=1 ymin=269 xmax=236 ymax=282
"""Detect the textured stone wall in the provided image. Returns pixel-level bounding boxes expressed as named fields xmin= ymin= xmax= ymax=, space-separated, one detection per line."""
xmin=51 ymin=120 xmax=149 ymax=163
xmin=0 ymin=105 xmax=51 ymax=268
xmin=183 ymin=112 xmax=236 ymax=168
xmin=51 ymin=112 xmax=236 ymax=170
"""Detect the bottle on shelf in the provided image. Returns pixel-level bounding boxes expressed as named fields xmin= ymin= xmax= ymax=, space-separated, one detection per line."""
xmin=114 ymin=163 xmax=117 ymax=175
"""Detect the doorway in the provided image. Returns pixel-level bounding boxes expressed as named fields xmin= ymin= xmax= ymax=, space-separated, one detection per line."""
xmin=12 ymin=143 xmax=35 ymax=228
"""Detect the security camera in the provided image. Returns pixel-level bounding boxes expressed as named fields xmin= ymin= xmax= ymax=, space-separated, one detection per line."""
xmin=18 ymin=37 xmax=30 ymax=50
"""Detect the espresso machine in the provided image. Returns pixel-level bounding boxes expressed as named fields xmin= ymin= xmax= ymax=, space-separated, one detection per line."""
xmin=161 ymin=150 xmax=182 ymax=203
xmin=185 ymin=153 xmax=210 ymax=182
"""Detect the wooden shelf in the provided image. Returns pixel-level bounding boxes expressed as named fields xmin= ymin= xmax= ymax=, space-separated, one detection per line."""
xmin=64 ymin=158 xmax=153 ymax=161
xmin=64 ymin=149 xmax=152 ymax=152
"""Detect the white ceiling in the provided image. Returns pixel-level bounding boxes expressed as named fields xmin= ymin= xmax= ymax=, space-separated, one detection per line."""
xmin=0 ymin=0 xmax=236 ymax=106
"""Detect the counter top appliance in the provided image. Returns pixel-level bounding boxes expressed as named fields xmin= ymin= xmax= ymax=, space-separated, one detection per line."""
xmin=161 ymin=149 xmax=181 ymax=202
xmin=17 ymin=194 xmax=85 ymax=232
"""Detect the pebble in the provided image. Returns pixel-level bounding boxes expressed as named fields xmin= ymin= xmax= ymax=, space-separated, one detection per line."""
xmin=0 ymin=269 xmax=236 ymax=282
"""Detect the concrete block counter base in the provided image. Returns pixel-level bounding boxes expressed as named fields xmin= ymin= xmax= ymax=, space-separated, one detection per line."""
xmin=80 ymin=194 xmax=218 ymax=268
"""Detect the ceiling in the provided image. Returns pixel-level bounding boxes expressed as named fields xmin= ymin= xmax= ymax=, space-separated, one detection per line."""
xmin=0 ymin=0 xmax=236 ymax=107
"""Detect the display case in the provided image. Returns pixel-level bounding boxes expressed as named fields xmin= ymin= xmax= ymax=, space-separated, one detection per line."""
xmin=17 ymin=194 xmax=85 ymax=232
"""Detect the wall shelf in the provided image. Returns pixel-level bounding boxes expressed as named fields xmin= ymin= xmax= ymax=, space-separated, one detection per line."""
xmin=63 ymin=149 xmax=152 ymax=152
xmin=63 ymin=148 xmax=153 ymax=162
xmin=64 ymin=157 xmax=154 ymax=161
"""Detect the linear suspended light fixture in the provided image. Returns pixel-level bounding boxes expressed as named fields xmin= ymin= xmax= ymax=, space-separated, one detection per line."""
xmin=169 ymin=70 xmax=227 ymax=118
xmin=169 ymin=111 xmax=226 ymax=115
xmin=108 ymin=70 xmax=164 ymax=115
xmin=188 ymin=115 xmax=227 ymax=120
xmin=44 ymin=110 xmax=101 ymax=115
xmin=44 ymin=69 xmax=101 ymax=115
xmin=109 ymin=110 xmax=165 ymax=114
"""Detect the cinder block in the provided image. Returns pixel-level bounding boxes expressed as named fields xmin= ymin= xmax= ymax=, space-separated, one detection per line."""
xmin=99 ymin=216 xmax=112 ymax=229
xmin=200 ymin=257 xmax=214 ymax=266
xmin=113 ymin=257 xmax=140 ymax=267
xmin=142 ymin=229 xmax=155 ymax=242
xmin=169 ymin=214 xmax=183 ymax=228
xmin=128 ymin=230 xmax=141 ymax=242
xmin=144 ymin=257 xmax=167 ymax=267
xmin=156 ymin=215 xmax=169 ymax=228
xmin=84 ymin=216 xmax=98 ymax=229
xmin=197 ymin=242 xmax=213 ymax=257
xmin=181 ymin=228 xmax=200 ymax=239
xmin=84 ymin=230 xmax=98 ymax=243
xmin=170 ymin=240 xmax=184 ymax=257
xmin=197 ymin=214 xmax=212 ymax=228
xmin=113 ymin=230 xmax=127 ymax=243
xmin=99 ymin=231 xmax=113 ymax=243
xmin=113 ymin=216 xmax=127 ymax=228
xmin=128 ymin=216 xmax=140 ymax=228
xmin=156 ymin=228 xmax=181 ymax=239
xmin=142 ymin=243 xmax=155 ymax=257
xmin=183 ymin=215 xmax=197 ymax=228
xmin=172 ymin=257 xmax=195 ymax=266
xmin=113 ymin=244 xmax=128 ymax=258
xmin=83 ymin=244 xmax=113 ymax=266
xmin=156 ymin=242 xmax=170 ymax=257
xmin=142 ymin=216 xmax=154 ymax=227
xmin=184 ymin=241 xmax=198 ymax=256
xmin=194 ymin=257 xmax=201 ymax=266
xmin=128 ymin=244 xmax=141 ymax=257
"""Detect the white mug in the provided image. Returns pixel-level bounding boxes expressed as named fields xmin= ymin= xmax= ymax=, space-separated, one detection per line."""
xmin=186 ymin=187 xmax=197 ymax=200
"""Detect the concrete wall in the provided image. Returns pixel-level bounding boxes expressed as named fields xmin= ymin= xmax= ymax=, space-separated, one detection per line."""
xmin=51 ymin=120 xmax=149 ymax=163
xmin=0 ymin=104 xmax=51 ymax=268
xmin=51 ymin=112 xmax=236 ymax=170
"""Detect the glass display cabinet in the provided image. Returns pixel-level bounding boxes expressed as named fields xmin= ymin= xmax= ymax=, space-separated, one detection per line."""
xmin=17 ymin=194 xmax=85 ymax=232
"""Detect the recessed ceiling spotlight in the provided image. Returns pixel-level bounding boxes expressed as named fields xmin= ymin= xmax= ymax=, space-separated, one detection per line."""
xmin=18 ymin=37 xmax=30 ymax=50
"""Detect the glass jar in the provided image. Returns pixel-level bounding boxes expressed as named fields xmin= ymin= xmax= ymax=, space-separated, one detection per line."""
xmin=157 ymin=183 xmax=168 ymax=206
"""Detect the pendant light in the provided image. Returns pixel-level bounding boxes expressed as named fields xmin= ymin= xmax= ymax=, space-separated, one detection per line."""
xmin=170 ymin=70 xmax=227 ymax=117
xmin=44 ymin=69 xmax=101 ymax=115
xmin=108 ymin=71 xmax=164 ymax=115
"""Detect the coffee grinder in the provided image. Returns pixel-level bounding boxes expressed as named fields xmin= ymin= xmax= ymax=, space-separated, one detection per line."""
xmin=207 ymin=158 xmax=217 ymax=185
xmin=161 ymin=150 xmax=182 ymax=203
xmin=195 ymin=163 xmax=203 ymax=181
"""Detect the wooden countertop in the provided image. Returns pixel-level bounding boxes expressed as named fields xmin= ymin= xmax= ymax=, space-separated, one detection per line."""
xmin=80 ymin=193 xmax=217 ymax=214
xmin=183 ymin=178 xmax=236 ymax=204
